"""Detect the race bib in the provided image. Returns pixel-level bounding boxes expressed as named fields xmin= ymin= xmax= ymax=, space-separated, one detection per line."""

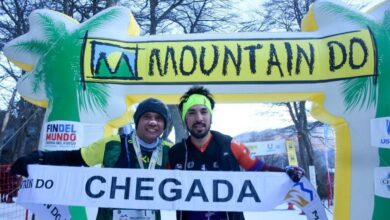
xmin=113 ymin=209 xmax=156 ymax=220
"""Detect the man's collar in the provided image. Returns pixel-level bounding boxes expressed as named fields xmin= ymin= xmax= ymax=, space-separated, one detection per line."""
xmin=190 ymin=133 xmax=212 ymax=153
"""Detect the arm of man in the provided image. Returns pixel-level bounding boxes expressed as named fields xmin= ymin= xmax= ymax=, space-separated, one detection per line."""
xmin=230 ymin=140 xmax=304 ymax=182
xmin=10 ymin=150 xmax=86 ymax=177
xmin=11 ymin=135 xmax=120 ymax=177
xmin=230 ymin=140 xmax=284 ymax=172
xmin=80 ymin=135 xmax=120 ymax=166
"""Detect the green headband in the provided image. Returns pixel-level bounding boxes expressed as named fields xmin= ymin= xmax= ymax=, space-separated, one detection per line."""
xmin=181 ymin=94 xmax=212 ymax=121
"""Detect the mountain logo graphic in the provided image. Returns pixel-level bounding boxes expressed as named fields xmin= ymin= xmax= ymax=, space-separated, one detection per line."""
xmin=90 ymin=41 xmax=142 ymax=80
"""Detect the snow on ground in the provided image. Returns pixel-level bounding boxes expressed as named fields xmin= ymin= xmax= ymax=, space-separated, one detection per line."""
xmin=1 ymin=200 xmax=333 ymax=219
xmin=0 ymin=201 xmax=32 ymax=220
xmin=161 ymin=203 xmax=334 ymax=220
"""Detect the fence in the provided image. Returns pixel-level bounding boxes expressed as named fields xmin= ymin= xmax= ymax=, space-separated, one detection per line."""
xmin=0 ymin=164 xmax=31 ymax=220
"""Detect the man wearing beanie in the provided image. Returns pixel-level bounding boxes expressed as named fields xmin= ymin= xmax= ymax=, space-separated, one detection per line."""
xmin=169 ymin=86 xmax=306 ymax=220
xmin=11 ymin=98 xmax=171 ymax=220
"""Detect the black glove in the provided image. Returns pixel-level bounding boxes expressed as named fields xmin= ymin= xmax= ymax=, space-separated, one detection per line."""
xmin=285 ymin=166 xmax=305 ymax=183
xmin=10 ymin=151 xmax=45 ymax=177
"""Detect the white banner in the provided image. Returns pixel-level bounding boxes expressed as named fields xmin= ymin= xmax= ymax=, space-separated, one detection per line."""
xmin=374 ymin=167 xmax=390 ymax=198
xmin=20 ymin=203 xmax=71 ymax=220
xmin=245 ymin=139 xmax=286 ymax=156
xmin=370 ymin=117 xmax=390 ymax=148
xmin=18 ymin=165 xmax=327 ymax=220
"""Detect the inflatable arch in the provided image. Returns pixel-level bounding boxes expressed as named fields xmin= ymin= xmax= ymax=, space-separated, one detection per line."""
xmin=4 ymin=0 xmax=390 ymax=219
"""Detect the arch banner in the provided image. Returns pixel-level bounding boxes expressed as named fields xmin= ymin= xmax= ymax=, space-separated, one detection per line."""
xmin=4 ymin=0 xmax=390 ymax=219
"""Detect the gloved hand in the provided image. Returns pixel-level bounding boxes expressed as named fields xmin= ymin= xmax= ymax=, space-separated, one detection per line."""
xmin=10 ymin=151 xmax=45 ymax=177
xmin=285 ymin=166 xmax=305 ymax=183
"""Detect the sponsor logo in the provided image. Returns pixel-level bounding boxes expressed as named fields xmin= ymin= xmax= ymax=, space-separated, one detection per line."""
xmin=381 ymin=178 xmax=390 ymax=185
xmin=89 ymin=42 xmax=142 ymax=81
xmin=380 ymin=139 xmax=390 ymax=145
xmin=381 ymin=173 xmax=390 ymax=191
xmin=387 ymin=120 xmax=390 ymax=135
xmin=379 ymin=120 xmax=390 ymax=145
xmin=284 ymin=189 xmax=309 ymax=207
xmin=44 ymin=122 xmax=80 ymax=147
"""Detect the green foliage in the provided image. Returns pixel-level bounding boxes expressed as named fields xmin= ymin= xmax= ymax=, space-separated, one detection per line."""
xmin=12 ymin=40 xmax=50 ymax=56
xmin=320 ymin=1 xmax=381 ymax=112
xmin=37 ymin=13 xmax=68 ymax=42
xmin=78 ymin=83 xmax=109 ymax=115
xmin=342 ymin=77 xmax=376 ymax=112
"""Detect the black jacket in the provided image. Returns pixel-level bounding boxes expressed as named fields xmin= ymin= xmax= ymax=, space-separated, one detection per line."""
xmin=169 ymin=131 xmax=245 ymax=220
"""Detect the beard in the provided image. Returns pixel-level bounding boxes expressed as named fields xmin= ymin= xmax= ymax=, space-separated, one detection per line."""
xmin=188 ymin=122 xmax=210 ymax=139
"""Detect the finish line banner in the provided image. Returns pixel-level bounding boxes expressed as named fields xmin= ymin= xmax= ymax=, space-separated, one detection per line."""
xmin=18 ymin=165 xmax=327 ymax=220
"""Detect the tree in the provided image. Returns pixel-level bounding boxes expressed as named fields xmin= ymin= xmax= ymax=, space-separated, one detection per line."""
xmin=240 ymin=0 xmax=314 ymax=32
xmin=124 ymin=0 xmax=188 ymax=35
xmin=286 ymin=102 xmax=315 ymax=175
xmin=274 ymin=0 xmax=315 ymax=178
xmin=167 ymin=0 xmax=235 ymax=34
xmin=121 ymin=0 xmax=190 ymax=142
xmin=125 ymin=0 xmax=235 ymax=142
xmin=166 ymin=0 xmax=236 ymax=141
xmin=0 ymin=0 xmax=117 ymax=162
xmin=238 ymin=0 xmax=317 ymax=179
xmin=0 ymin=0 xmax=47 ymax=162
xmin=0 ymin=59 xmax=17 ymax=133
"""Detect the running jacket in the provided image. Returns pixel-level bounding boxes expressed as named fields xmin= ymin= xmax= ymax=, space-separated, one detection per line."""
xmin=81 ymin=134 xmax=171 ymax=220
xmin=169 ymin=130 xmax=266 ymax=220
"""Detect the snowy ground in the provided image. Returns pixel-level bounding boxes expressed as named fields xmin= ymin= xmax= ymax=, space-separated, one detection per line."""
xmin=83 ymin=203 xmax=334 ymax=220
xmin=0 ymin=201 xmax=32 ymax=220
xmin=160 ymin=203 xmax=334 ymax=220
xmin=1 ymin=201 xmax=333 ymax=219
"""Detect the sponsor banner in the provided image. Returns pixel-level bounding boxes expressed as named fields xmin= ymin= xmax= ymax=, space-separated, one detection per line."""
xmin=286 ymin=140 xmax=298 ymax=166
xmin=83 ymin=29 xmax=375 ymax=84
xmin=18 ymin=165 xmax=327 ymax=220
xmin=41 ymin=121 xmax=83 ymax=150
xmin=374 ymin=167 xmax=390 ymax=198
xmin=245 ymin=139 xmax=286 ymax=156
xmin=370 ymin=117 xmax=390 ymax=148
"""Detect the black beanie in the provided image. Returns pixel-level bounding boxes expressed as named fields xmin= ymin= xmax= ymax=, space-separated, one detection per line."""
xmin=133 ymin=98 xmax=169 ymax=129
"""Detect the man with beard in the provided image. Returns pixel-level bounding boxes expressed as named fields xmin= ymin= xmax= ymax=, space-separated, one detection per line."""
xmin=169 ymin=86 xmax=305 ymax=220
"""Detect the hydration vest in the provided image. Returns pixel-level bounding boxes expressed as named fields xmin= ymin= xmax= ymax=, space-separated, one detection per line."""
xmin=169 ymin=131 xmax=245 ymax=220
xmin=96 ymin=134 xmax=170 ymax=220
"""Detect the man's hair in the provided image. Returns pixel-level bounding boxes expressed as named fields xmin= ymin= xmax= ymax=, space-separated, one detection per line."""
xmin=179 ymin=86 xmax=215 ymax=112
